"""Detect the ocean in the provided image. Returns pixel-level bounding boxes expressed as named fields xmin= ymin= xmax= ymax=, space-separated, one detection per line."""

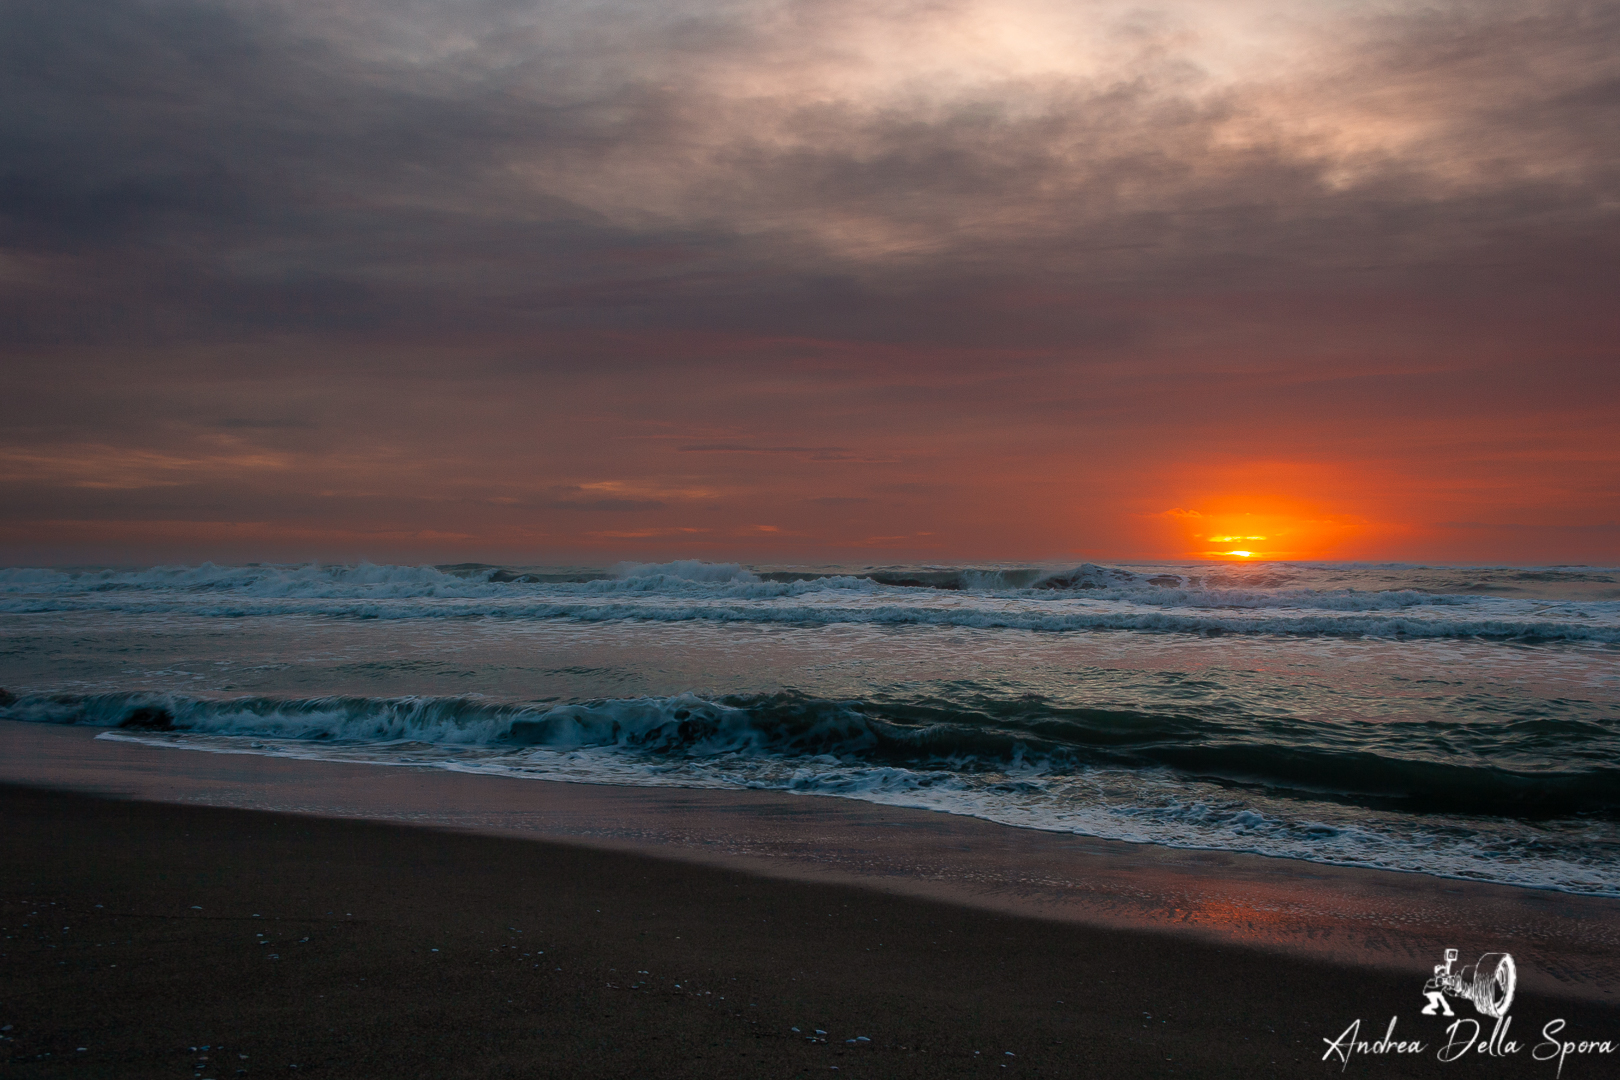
xmin=2 ymin=559 xmax=1617 ymax=896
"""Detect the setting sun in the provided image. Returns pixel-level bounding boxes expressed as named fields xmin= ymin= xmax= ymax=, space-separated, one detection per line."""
xmin=1162 ymin=496 xmax=1372 ymax=561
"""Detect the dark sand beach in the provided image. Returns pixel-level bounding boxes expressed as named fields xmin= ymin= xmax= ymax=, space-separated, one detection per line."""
xmin=4 ymin=722 xmax=1619 ymax=1079
xmin=9 ymin=0 xmax=1620 ymax=1070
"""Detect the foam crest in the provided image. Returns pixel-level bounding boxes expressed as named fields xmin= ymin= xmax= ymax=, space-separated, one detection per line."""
xmin=86 ymin=735 xmax=1620 ymax=896
xmin=3 ymin=594 xmax=1614 ymax=642
xmin=8 ymin=689 xmax=1615 ymax=817
xmin=0 ymin=561 xmax=500 ymax=599
xmin=612 ymin=560 xmax=760 ymax=583
xmin=9 ymin=683 xmax=1616 ymax=895
xmin=3 ymin=561 xmax=1616 ymax=641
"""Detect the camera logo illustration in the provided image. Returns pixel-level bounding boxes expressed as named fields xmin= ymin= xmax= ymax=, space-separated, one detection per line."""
xmin=1422 ymin=948 xmax=1517 ymax=1020
xmin=1322 ymin=944 xmax=1616 ymax=1075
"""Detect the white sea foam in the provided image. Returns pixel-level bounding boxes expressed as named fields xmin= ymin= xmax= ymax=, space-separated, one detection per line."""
xmin=2 ymin=560 xmax=1616 ymax=640
xmin=88 ymin=725 xmax=1620 ymax=897
xmin=6 ymin=682 xmax=1615 ymax=897
xmin=5 ymin=560 xmax=1618 ymax=894
xmin=612 ymin=559 xmax=761 ymax=583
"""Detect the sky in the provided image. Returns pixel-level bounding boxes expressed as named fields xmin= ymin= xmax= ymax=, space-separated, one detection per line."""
xmin=2 ymin=0 xmax=1617 ymax=567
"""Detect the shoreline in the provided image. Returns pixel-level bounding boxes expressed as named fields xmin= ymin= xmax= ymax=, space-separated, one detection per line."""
xmin=85 ymin=727 xmax=1620 ymax=904
xmin=6 ymin=788 xmax=1620 ymax=1078
xmin=4 ymin=719 xmax=1620 ymax=1078
xmin=4 ymin=720 xmax=1618 ymax=1006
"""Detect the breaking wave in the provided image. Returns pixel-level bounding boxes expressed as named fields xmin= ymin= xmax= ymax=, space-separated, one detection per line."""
xmin=6 ymin=687 xmax=1617 ymax=896
xmin=2 ymin=561 xmax=1617 ymax=642
xmin=12 ymin=686 xmax=1612 ymax=817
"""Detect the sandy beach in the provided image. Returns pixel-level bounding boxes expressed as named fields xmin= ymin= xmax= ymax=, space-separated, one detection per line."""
xmin=4 ymin=721 xmax=1618 ymax=1079
xmin=9 ymin=0 xmax=1619 ymax=1070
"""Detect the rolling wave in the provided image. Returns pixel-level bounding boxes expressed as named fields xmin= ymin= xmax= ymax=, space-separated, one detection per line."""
xmin=2 ymin=560 xmax=1616 ymax=641
xmin=6 ymin=559 xmax=1618 ymax=896
xmin=7 ymin=687 xmax=1617 ymax=895
xmin=8 ymin=689 xmax=1615 ymax=820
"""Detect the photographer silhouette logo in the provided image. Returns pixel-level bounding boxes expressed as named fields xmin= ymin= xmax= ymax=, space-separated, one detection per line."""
xmin=1422 ymin=948 xmax=1517 ymax=1020
xmin=1323 ymin=946 xmax=1615 ymax=1075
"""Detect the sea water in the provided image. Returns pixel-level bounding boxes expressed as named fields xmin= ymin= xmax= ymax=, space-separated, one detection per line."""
xmin=2 ymin=559 xmax=1616 ymax=895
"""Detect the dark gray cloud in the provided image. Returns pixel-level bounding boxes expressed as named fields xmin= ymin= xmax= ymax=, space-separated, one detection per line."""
xmin=2 ymin=0 xmax=1616 ymax=563
xmin=5 ymin=0 xmax=1615 ymax=348
xmin=216 ymin=418 xmax=319 ymax=430
xmin=679 ymin=444 xmax=856 ymax=459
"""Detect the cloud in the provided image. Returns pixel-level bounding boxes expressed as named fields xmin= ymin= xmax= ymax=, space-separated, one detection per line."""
xmin=533 ymin=497 xmax=668 ymax=512
xmin=216 ymin=418 xmax=318 ymax=430
xmin=678 ymin=443 xmax=861 ymax=461
xmin=1 ymin=0 xmax=1616 ymax=562
xmin=4 ymin=0 xmax=1615 ymax=346
xmin=0 ymin=444 xmax=292 ymax=490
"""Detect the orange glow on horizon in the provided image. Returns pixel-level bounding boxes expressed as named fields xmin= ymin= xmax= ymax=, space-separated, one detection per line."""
xmin=1163 ymin=496 xmax=1372 ymax=561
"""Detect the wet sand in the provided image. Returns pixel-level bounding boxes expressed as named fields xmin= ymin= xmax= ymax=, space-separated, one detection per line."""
xmin=3 ymin=721 xmax=1619 ymax=1078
